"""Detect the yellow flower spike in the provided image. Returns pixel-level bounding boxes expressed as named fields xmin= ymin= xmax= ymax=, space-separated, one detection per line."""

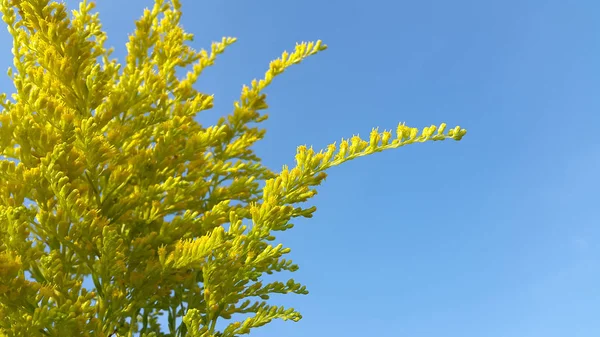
xmin=0 ymin=0 xmax=465 ymax=334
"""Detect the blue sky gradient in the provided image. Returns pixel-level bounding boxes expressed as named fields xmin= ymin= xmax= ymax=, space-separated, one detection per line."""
xmin=2 ymin=0 xmax=599 ymax=336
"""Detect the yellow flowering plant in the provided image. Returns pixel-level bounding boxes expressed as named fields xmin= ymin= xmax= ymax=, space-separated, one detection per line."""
xmin=0 ymin=0 xmax=467 ymax=336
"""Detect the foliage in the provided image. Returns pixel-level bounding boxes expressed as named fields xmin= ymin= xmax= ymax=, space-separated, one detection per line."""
xmin=0 ymin=0 xmax=467 ymax=336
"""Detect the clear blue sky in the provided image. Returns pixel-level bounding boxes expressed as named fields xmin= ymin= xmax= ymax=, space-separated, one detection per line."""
xmin=2 ymin=0 xmax=599 ymax=336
